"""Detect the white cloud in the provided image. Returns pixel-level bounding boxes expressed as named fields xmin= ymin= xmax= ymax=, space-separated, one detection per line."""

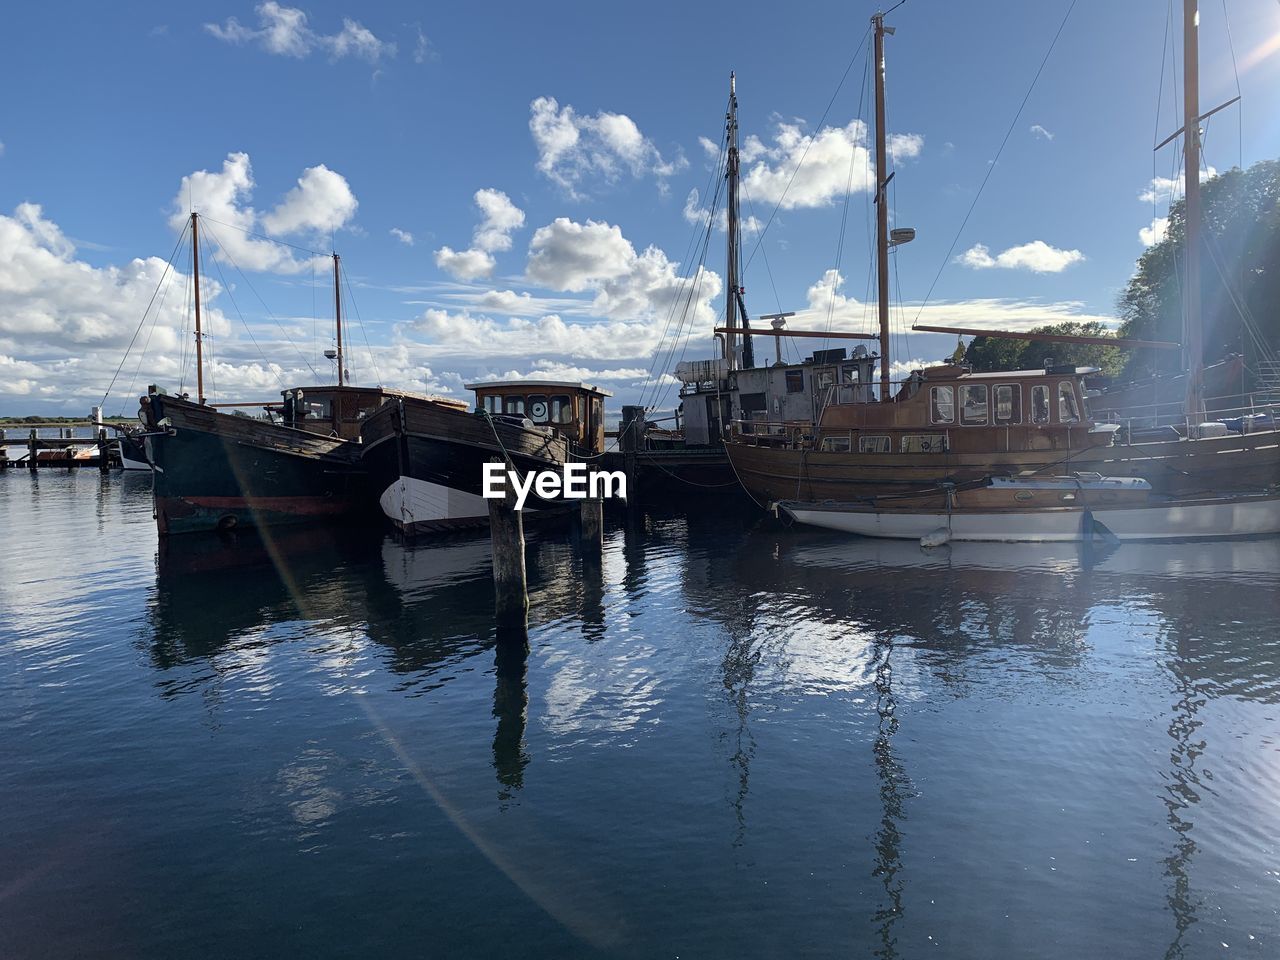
xmin=681 ymin=188 xmax=761 ymax=234
xmin=389 ymin=227 xmax=414 ymax=246
xmin=169 ymin=152 xmax=357 ymax=274
xmin=957 ymin=240 xmax=1085 ymax=273
xmin=739 ymin=118 xmax=923 ymax=210
xmin=1029 ymin=124 xmax=1055 ymax=141
xmin=432 ymin=188 xmax=525 ymax=281
xmin=0 ymin=140 xmax=6 ymax=157
xmin=529 ymin=96 xmax=686 ymax=197
xmin=1139 ymin=166 xmax=1217 ymax=205
xmin=205 ymin=2 xmax=395 ymax=62
xmin=1139 ymin=217 xmax=1169 ymax=247
xmin=412 ymin=24 xmax=433 ymax=64
xmin=260 ymin=164 xmax=357 ymax=234
xmin=434 ymin=246 xmax=495 ymax=281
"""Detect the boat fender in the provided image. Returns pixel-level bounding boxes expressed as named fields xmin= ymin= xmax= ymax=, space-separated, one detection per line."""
xmin=920 ymin=526 xmax=951 ymax=548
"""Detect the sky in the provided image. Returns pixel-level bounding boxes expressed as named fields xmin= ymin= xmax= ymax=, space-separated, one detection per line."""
xmin=3 ymin=0 xmax=1280 ymax=417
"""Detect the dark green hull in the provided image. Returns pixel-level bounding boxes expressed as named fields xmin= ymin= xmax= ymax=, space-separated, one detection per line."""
xmin=141 ymin=394 xmax=374 ymax=536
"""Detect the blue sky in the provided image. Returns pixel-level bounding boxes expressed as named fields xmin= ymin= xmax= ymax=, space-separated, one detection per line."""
xmin=3 ymin=0 xmax=1279 ymax=416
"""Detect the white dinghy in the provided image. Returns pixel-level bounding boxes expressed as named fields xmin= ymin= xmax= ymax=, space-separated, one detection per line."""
xmin=775 ymin=476 xmax=1280 ymax=545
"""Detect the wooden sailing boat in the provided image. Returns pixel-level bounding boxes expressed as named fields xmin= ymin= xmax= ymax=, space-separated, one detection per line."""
xmin=724 ymin=5 xmax=1279 ymax=507
xmin=139 ymin=214 xmax=452 ymax=535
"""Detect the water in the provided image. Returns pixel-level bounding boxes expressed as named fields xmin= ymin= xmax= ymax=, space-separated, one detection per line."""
xmin=1 ymin=470 xmax=1277 ymax=959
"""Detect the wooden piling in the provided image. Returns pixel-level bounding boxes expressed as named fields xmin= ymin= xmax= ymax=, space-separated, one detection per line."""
xmin=487 ymin=459 xmax=528 ymax=631
xmin=28 ymin=429 xmax=37 ymax=471
xmin=98 ymin=428 xmax=110 ymax=473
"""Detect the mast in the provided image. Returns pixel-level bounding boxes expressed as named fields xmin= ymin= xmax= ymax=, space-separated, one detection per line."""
xmin=873 ymin=13 xmax=893 ymax=401
xmin=725 ymin=72 xmax=740 ymax=372
xmin=191 ymin=211 xmax=205 ymax=405
xmin=1182 ymin=0 xmax=1204 ymax=426
xmin=333 ymin=252 xmax=344 ymax=387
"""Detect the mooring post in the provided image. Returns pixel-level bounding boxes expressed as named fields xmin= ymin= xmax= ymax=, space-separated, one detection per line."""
xmin=98 ymin=428 xmax=110 ymax=473
xmin=28 ymin=429 xmax=37 ymax=471
xmin=488 ymin=458 xmax=529 ymax=632
xmin=580 ymin=496 xmax=603 ymax=557
xmin=619 ymin=404 xmax=645 ymax=509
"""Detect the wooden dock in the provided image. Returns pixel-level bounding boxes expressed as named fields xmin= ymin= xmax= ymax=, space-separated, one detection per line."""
xmin=0 ymin=427 xmax=122 ymax=471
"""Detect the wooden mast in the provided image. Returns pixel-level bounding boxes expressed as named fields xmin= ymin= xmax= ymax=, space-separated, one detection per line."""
xmin=724 ymin=72 xmax=740 ymax=372
xmin=1182 ymin=0 xmax=1204 ymax=426
xmin=333 ymin=252 xmax=344 ymax=387
xmin=191 ymin=211 xmax=205 ymax=405
xmin=873 ymin=13 xmax=893 ymax=401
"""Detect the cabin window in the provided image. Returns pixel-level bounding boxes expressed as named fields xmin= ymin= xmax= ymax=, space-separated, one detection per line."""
xmin=526 ymin=395 xmax=550 ymax=423
xmin=960 ymin=384 xmax=988 ymax=425
xmin=841 ymin=364 xmax=861 ymax=384
xmin=550 ymin=395 xmax=573 ymax=424
xmin=815 ymin=370 xmax=836 ymax=394
xmin=1058 ymin=382 xmax=1080 ymax=423
xmin=930 ymin=386 xmax=954 ymax=424
xmin=901 ymin=434 xmax=947 ymax=453
xmin=994 ymin=384 xmax=1021 ymax=424
xmin=503 ymin=395 xmax=525 ymax=416
xmin=859 ymin=435 xmax=892 ymax=453
xmin=590 ymin=397 xmax=602 ymax=432
xmin=820 ymin=436 xmax=851 ymax=452
xmin=304 ymin=399 xmax=331 ymax=420
xmin=1031 ymin=385 xmax=1050 ymax=424
xmin=785 ymin=370 xmax=805 ymax=393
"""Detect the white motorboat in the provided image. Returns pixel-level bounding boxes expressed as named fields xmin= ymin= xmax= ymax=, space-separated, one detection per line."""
xmin=774 ymin=476 xmax=1280 ymax=544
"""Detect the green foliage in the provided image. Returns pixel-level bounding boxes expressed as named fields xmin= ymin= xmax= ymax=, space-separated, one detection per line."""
xmin=1117 ymin=158 xmax=1280 ymax=379
xmin=963 ymin=321 xmax=1127 ymax=378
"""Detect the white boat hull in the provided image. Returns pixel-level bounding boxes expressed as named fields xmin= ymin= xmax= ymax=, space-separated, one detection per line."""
xmin=779 ymin=496 xmax=1280 ymax=543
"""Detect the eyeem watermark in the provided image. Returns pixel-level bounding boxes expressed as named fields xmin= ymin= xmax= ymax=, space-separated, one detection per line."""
xmin=482 ymin=463 xmax=627 ymax=511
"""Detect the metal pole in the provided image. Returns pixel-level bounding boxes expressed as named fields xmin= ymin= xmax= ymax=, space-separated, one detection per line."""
xmin=333 ymin=252 xmax=344 ymax=386
xmin=192 ymin=212 xmax=205 ymax=405
xmin=1182 ymin=0 xmax=1204 ymax=428
xmin=873 ymin=14 xmax=892 ymax=402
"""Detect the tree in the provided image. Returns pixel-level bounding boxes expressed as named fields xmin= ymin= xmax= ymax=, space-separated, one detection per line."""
xmin=1117 ymin=159 xmax=1280 ymax=381
xmin=963 ymin=321 xmax=1126 ymax=377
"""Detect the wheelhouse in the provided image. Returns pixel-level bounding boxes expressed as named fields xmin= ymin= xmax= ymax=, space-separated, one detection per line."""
xmin=272 ymin=386 xmax=466 ymax=441
xmin=466 ymin=380 xmax=612 ymax=456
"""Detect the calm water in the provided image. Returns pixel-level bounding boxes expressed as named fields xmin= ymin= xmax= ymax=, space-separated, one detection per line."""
xmin=1 ymin=470 xmax=1277 ymax=959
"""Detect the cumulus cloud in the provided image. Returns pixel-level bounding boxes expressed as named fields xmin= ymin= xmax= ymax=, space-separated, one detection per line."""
xmin=1139 ymin=166 xmax=1217 ymax=205
xmin=681 ymin=188 xmax=762 ymax=235
xmin=957 ymin=240 xmax=1085 ymax=273
xmin=529 ymin=96 xmax=686 ymax=197
xmin=169 ymin=152 xmax=358 ymax=274
xmin=205 ymin=2 xmax=395 ymax=62
xmin=389 ymin=227 xmax=414 ymax=245
xmin=433 ymin=188 xmax=525 ymax=281
xmin=1139 ymin=217 xmax=1169 ymax=247
xmin=1029 ymin=124 xmax=1055 ymax=141
xmin=739 ymin=119 xmax=923 ymax=210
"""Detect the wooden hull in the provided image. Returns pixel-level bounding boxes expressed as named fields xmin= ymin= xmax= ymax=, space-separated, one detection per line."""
xmin=360 ymin=398 xmax=570 ymax=536
xmin=600 ymin=447 xmax=746 ymax=500
xmin=142 ymin=394 xmax=373 ymax=536
xmin=777 ymin=494 xmax=1280 ymax=542
xmin=725 ymin=428 xmax=1280 ymax=504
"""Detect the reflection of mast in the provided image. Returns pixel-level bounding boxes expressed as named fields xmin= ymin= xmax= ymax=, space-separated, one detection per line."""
xmin=870 ymin=638 xmax=909 ymax=959
xmin=720 ymin=630 xmax=761 ymax=846
xmin=1161 ymin=660 xmax=1203 ymax=957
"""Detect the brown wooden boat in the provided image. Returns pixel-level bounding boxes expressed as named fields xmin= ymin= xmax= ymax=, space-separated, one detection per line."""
xmin=724 ymin=361 xmax=1280 ymax=504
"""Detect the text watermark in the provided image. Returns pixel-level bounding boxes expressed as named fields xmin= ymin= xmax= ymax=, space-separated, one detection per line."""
xmin=482 ymin=462 xmax=627 ymax=511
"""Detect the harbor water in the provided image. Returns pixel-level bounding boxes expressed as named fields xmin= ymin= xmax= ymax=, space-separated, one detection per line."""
xmin=1 ymin=470 xmax=1277 ymax=958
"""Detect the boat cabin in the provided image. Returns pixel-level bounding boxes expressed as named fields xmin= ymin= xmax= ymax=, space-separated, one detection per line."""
xmin=677 ymin=347 xmax=880 ymax=446
xmin=466 ymin=380 xmax=612 ymax=456
xmin=274 ymin=386 xmax=466 ymax=441
xmin=806 ymin=363 xmax=1113 ymax=455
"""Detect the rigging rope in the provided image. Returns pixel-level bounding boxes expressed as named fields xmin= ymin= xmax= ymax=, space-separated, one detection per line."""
xmin=911 ymin=0 xmax=1079 ymax=327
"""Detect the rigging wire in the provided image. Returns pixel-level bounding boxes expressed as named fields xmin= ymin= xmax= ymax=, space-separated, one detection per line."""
xmin=204 ymin=232 xmax=287 ymax=389
xmin=100 ymin=222 xmax=189 ymax=409
xmin=199 ymin=221 xmax=320 ymax=380
xmin=911 ymin=0 xmax=1079 ymax=327
xmin=1220 ymin=0 xmax=1243 ymax=169
xmin=197 ymin=215 xmax=328 ymax=257
xmin=118 ymin=248 xmax=181 ymax=416
xmin=343 ymin=269 xmax=383 ymax=387
xmin=743 ymin=24 xmax=872 ymax=273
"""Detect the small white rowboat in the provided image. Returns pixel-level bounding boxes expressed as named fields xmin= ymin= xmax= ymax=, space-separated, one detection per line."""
xmin=775 ymin=476 xmax=1280 ymax=544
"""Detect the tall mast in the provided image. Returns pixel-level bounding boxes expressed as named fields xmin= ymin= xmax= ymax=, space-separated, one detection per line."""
xmin=1182 ymin=0 xmax=1204 ymax=426
xmin=191 ymin=211 xmax=205 ymax=405
xmin=873 ymin=13 xmax=893 ymax=401
xmin=333 ymin=252 xmax=344 ymax=387
xmin=725 ymin=72 xmax=740 ymax=372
